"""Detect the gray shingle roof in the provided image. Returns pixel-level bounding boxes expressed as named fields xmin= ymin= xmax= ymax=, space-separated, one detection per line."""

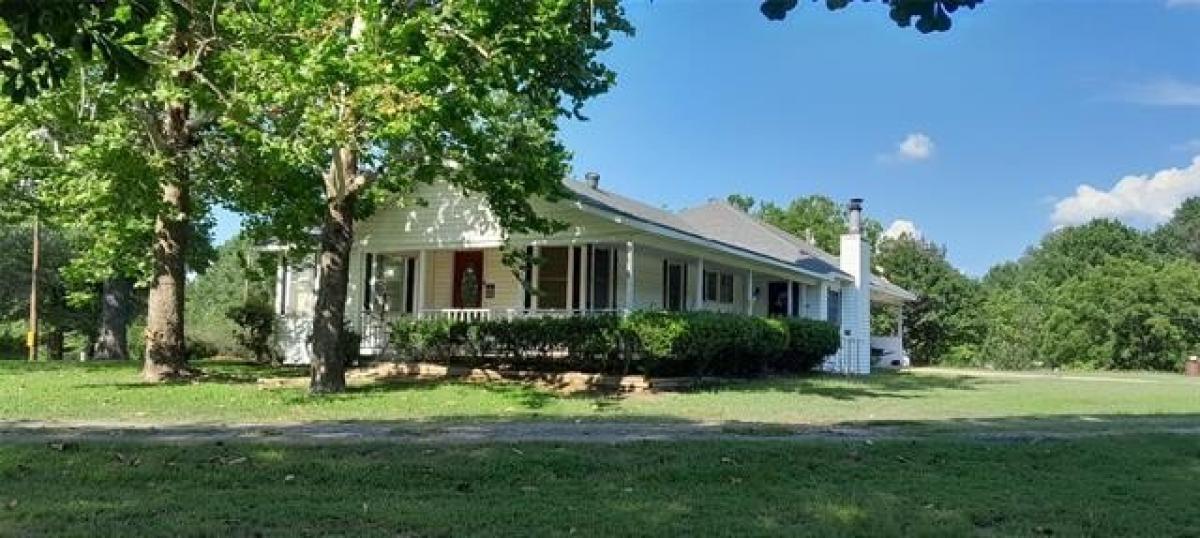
xmin=676 ymin=201 xmax=847 ymax=277
xmin=563 ymin=179 xmax=915 ymax=302
xmin=562 ymin=179 xmax=700 ymax=235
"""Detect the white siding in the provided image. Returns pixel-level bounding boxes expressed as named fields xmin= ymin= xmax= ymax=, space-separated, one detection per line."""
xmin=429 ymin=250 xmax=454 ymax=309
xmin=355 ymin=182 xmax=632 ymax=254
xmin=483 ymin=248 xmax=524 ymax=309
xmin=631 ymin=249 xmax=664 ymax=310
xmin=355 ymin=182 xmax=505 ymax=251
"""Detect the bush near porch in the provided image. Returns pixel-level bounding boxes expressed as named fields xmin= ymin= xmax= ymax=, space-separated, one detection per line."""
xmin=388 ymin=312 xmax=840 ymax=377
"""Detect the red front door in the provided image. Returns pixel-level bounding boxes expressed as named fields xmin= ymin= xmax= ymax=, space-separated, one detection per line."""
xmin=452 ymin=251 xmax=484 ymax=308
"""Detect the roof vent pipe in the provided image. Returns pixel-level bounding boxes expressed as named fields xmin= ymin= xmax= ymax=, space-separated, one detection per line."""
xmin=848 ymin=198 xmax=864 ymax=234
xmin=585 ymin=172 xmax=600 ymax=190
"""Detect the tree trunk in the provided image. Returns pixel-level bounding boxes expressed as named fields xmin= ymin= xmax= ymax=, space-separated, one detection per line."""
xmin=46 ymin=329 xmax=64 ymax=361
xmin=308 ymin=149 xmax=358 ymax=394
xmin=142 ymin=102 xmax=194 ymax=382
xmin=94 ymin=277 xmax=134 ymax=360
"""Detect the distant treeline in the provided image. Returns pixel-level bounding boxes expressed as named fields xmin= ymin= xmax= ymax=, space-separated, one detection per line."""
xmin=876 ymin=198 xmax=1200 ymax=371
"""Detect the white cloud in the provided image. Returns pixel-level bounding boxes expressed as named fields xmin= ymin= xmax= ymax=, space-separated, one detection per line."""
xmin=893 ymin=133 xmax=935 ymax=161
xmin=1050 ymin=157 xmax=1200 ymax=228
xmin=883 ymin=219 xmax=923 ymax=241
xmin=1118 ymin=79 xmax=1200 ymax=107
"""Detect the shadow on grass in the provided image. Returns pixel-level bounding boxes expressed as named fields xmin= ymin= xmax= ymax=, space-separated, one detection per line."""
xmin=2 ymin=412 xmax=1198 ymax=443
xmin=4 ymin=427 xmax=1199 ymax=537
xmin=281 ymin=376 xmax=617 ymax=413
xmin=689 ymin=370 xmax=992 ymax=401
xmin=0 ymin=359 xmax=139 ymax=376
xmin=72 ymin=359 xmax=310 ymax=390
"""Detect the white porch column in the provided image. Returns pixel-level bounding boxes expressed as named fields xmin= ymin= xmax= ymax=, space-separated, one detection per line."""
xmin=785 ymin=280 xmax=794 ymax=318
xmin=530 ymin=246 xmax=540 ymax=310
xmin=745 ymin=270 xmax=754 ymax=315
xmin=624 ymin=241 xmax=635 ymax=311
xmin=274 ymin=259 xmax=287 ymax=315
xmin=816 ymin=281 xmax=829 ymax=321
xmin=566 ymin=245 xmax=575 ymax=311
xmin=693 ymin=257 xmax=705 ymax=311
xmin=416 ymin=250 xmax=428 ymax=316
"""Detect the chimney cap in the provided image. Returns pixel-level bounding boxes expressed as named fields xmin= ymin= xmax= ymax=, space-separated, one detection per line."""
xmin=584 ymin=171 xmax=600 ymax=189
xmin=848 ymin=198 xmax=864 ymax=234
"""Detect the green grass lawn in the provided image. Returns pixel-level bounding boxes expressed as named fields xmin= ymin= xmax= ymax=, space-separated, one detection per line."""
xmin=3 ymin=360 xmax=1199 ymax=536
xmin=3 ymin=359 xmax=1198 ymax=428
xmin=2 ymin=436 xmax=1199 ymax=536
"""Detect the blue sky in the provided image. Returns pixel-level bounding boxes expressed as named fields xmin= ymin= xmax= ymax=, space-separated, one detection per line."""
xmin=213 ymin=0 xmax=1200 ymax=275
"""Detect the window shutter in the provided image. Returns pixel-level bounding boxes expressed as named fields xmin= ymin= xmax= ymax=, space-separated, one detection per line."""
xmin=279 ymin=263 xmax=289 ymax=315
xmin=363 ymin=253 xmax=374 ymax=312
xmin=405 ymin=257 xmax=416 ymax=314
xmin=682 ymin=265 xmax=689 ymax=311
xmin=611 ymin=250 xmax=618 ymax=307
xmin=571 ymin=247 xmax=582 ymax=310
xmin=524 ymin=246 xmax=534 ymax=309
xmin=662 ymin=260 xmax=668 ymax=308
xmin=585 ymin=245 xmax=593 ymax=310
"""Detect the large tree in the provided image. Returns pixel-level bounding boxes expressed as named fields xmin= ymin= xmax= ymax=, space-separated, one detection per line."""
xmin=0 ymin=76 xmax=152 ymax=360
xmin=1041 ymin=258 xmax=1200 ymax=370
xmin=186 ymin=235 xmax=276 ymax=356
xmin=0 ymin=0 xmax=158 ymax=101
xmin=874 ymin=234 xmax=981 ymax=364
xmin=1019 ymin=219 xmax=1155 ymax=287
xmin=0 ymin=0 xmax=979 ymax=102
xmin=0 ymin=2 xmax=225 ymax=377
xmin=1154 ymin=197 xmax=1200 ymax=262
xmin=0 ymin=224 xmax=93 ymax=359
xmin=974 ymin=218 xmax=1176 ymax=370
xmin=219 ymin=0 xmax=632 ymax=393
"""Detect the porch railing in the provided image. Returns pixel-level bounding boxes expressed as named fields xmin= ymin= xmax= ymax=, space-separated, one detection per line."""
xmin=416 ymin=308 xmax=621 ymax=322
xmin=822 ymin=336 xmax=868 ymax=375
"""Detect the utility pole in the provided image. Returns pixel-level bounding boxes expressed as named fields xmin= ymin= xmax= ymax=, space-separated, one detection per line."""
xmin=28 ymin=213 xmax=39 ymax=362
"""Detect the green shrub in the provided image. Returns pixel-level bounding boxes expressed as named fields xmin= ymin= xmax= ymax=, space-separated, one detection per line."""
xmin=227 ymin=302 xmax=278 ymax=364
xmin=388 ymin=312 xmax=838 ymax=378
xmin=341 ymin=325 xmax=363 ymax=367
xmin=621 ymin=312 xmax=791 ymax=376
xmin=127 ymin=318 xmax=147 ymax=361
xmin=391 ymin=315 xmax=625 ymax=372
xmin=0 ymin=321 xmax=26 ymax=359
xmin=391 ymin=317 xmax=458 ymax=362
xmin=185 ymin=338 xmax=220 ymax=360
xmin=777 ymin=318 xmax=841 ymax=373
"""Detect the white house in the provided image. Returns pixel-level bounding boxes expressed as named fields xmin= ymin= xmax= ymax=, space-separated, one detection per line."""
xmin=274 ymin=174 xmax=915 ymax=373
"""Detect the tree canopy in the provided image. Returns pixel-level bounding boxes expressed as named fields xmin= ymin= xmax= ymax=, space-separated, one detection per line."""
xmin=1154 ymin=197 xmax=1200 ymax=262
xmin=728 ymin=194 xmax=884 ymax=254
xmin=214 ymin=0 xmax=632 ymax=392
xmin=760 ymin=0 xmax=982 ymax=33
xmin=966 ymin=209 xmax=1200 ymax=371
xmin=874 ymin=234 xmax=981 ymax=364
xmin=0 ymin=0 xmax=158 ymax=101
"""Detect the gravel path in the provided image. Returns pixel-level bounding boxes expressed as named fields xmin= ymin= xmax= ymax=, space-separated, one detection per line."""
xmin=3 ymin=419 xmax=1198 ymax=445
xmin=0 ymin=420 xmax=885 ymax=445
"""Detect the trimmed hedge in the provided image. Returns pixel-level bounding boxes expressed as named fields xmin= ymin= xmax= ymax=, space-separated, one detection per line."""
xmin=389 ymin=312 xmax=839 ymax=377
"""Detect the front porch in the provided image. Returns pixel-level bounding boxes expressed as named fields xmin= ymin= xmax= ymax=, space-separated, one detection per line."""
xmin=344 ymin=242 xmax=840 ymax=357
